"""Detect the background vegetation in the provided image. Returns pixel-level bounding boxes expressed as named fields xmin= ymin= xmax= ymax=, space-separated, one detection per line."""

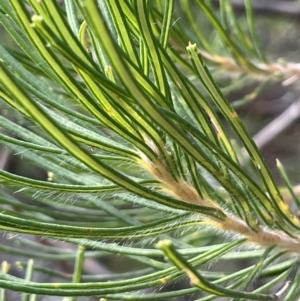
xmin=0 ymin=0 xmax=300 ymax=300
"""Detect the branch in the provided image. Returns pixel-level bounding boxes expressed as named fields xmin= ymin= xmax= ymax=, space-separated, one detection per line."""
xmin=253 ymin=98 xmax=300 ymax=149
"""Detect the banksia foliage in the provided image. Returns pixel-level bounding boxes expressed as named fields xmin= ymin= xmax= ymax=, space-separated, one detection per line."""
xmin=0 ymin=0 xmax=300 ymax=300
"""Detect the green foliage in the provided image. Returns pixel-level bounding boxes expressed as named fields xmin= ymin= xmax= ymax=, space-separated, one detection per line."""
xmin=0 ymin=0 xmax=299 ymax=300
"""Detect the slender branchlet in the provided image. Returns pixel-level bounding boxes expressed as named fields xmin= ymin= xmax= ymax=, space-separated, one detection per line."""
xmin=138 ymin=139 xmax=300 ymax=253
xmin=199 ymin=50 xmax=300 ymax=83
xmin=210 ymin=215 xmax=300 ymax=253
xmin=138 ymin=143 xmax=218 ymax=209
